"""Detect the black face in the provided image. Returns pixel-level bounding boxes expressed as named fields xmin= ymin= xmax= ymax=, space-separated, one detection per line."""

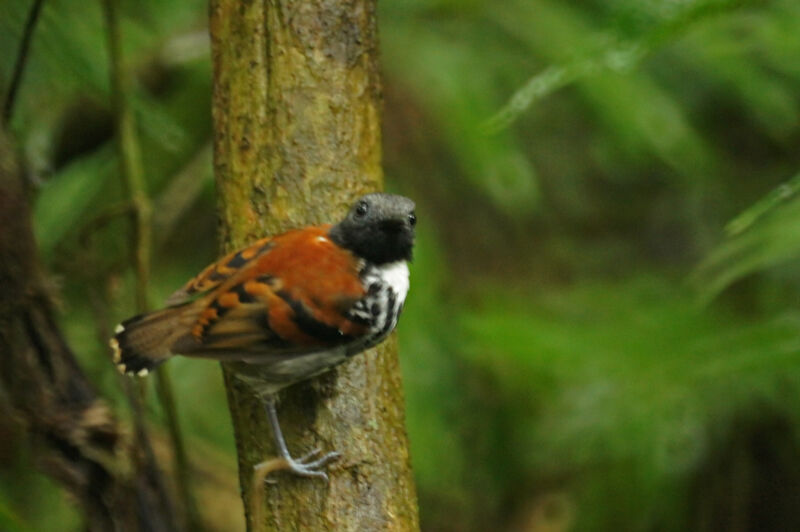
xmin=329 ymin=193 xmax=416 ymax=264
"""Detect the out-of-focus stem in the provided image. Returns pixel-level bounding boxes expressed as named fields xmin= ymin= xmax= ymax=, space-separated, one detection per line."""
xmin=101 ymin=0 xmax=202 ymax=529
xmin=3 ymin=0 xmax=45 ymax=126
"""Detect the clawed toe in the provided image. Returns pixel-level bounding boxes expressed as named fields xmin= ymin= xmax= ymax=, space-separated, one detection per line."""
xmin=285 ymin=449 xmax=341 ymax=479
xmin=253 ymin=449 xmax=341 ymax=482
xmin=297 ymin=450 xmax=341 ymax=471
xmin=258 ymin=397 xmax=341 ymax=482
xmin=298 ymin=447 xmax=323 ymax=462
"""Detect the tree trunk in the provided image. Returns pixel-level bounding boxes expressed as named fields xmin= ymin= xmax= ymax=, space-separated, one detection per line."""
xmin=208 ymin=1 xmax=420 ymax=530
xmin=0 ymin=132 xmax=179 ymax=532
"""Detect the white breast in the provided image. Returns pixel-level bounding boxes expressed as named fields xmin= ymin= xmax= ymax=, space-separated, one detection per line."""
xmin=344 ymin=260 xmax=410 ymax=355
xmin=378 ymin=261 xmax=410 ymax=302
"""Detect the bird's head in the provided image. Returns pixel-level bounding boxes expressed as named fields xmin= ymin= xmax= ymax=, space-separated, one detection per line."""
xmin=330 ymin=193 xmax=416 ymax=265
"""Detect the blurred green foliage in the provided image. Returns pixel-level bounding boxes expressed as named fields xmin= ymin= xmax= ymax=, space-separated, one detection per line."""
xmin=3 ymin=0 xmax=800 ymax=530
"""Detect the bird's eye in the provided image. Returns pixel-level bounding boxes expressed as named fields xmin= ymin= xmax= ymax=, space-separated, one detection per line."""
xmin=355 ymin=201 xmax=369 ymax=218
xmin=408 ymin=213 xmax=417 ymax=227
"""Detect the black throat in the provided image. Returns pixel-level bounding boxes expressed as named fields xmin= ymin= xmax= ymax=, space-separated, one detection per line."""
xmin=329 ymin=223 xmax=413 ymax=265
xmin=328 ymin=193 xmax=416 ymax=265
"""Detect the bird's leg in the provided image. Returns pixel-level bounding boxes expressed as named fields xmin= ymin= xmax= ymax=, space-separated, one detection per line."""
xmin=253 ymin=395 xmax=340 ymax=482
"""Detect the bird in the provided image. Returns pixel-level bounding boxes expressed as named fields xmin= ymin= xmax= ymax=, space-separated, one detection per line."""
xmin=109 ymin=193 xmax=416 ymax=479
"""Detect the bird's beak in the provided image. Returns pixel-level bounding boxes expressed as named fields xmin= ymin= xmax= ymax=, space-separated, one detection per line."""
xmin=380 ymin=219 xmax=407 ymax=232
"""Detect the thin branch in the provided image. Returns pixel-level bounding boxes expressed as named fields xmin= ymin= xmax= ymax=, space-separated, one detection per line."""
xmin=78 ymin=201 xmax=135 ymax=248
xmin=155 ymin=365 xmax=194 ymax=525
xmin=484 ymin=0 xmax=754 ymax=133
xmin=101 ymin=0 xmax=151 ymax=306
xmin=483 ymin=43 xmax=646 ymax=134
xmin=2 ymin=0 xmax=46 ymax=126
xmin=151 ymin=143 xmax=213 ymax=246
xmin=725 ymin=173 xmax=800 ymax=237
xmin=76 ymin=144 xmax=213 ymax=257
xmin=101 ymin=0 xmax=202 ymax=529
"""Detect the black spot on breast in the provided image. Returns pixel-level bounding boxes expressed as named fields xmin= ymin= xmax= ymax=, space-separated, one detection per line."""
xmin=370 ymin=302 xmax=381 ymax=316
xmin=379 ymin=290 xmax=398 ymax=336
xmin=349 ymin=314 xmax=371 ymax=326
xmin=368 ymin=283 xmax=381 ymax=295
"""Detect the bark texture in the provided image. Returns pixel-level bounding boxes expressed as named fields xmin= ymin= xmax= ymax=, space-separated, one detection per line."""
xmin=208 ymin=1 xmax=420 ymax=530
xmin=0 ymin=133 xmax=178 ymax=532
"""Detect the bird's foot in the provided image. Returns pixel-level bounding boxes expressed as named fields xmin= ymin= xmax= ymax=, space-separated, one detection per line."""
xmin=253 ymin=447 xmax=341 ymax=483
xmin=250 ymin=448 xmax=340 ymax=526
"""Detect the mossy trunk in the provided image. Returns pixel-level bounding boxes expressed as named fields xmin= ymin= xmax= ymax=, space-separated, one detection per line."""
xmin=208 ymin=1 xmax=420 ymax=530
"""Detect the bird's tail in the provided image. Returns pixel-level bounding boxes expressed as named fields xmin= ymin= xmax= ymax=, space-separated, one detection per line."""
xmin=110 ymin=304 xmax=198 ymax=376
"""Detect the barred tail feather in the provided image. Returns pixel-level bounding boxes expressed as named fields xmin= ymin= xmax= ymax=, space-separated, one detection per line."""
xmin=110 ymin=305 xmax=195 ymax=376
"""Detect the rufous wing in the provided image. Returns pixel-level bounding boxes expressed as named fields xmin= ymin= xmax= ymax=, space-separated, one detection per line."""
xmin=165 ymin=236 xmax=274 ymax=306
xmin=171 ymin=226 xmax=370 ymax=360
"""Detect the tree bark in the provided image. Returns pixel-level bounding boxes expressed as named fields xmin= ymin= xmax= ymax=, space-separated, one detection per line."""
xmin=0 ymin=132 xmax=179 ymax=532
xmin=209 ymin=1 xmax=420 ymax=530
